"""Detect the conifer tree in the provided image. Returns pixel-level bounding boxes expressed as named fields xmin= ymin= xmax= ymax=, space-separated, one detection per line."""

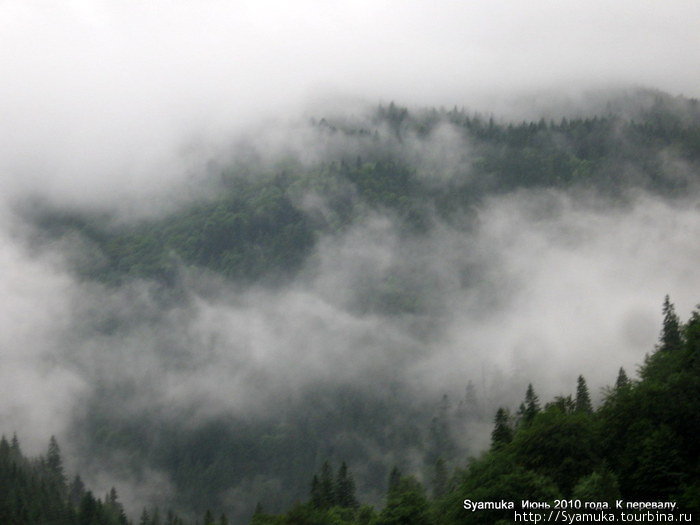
xmin=458 ymin=380 xmax=480 ymax=418
xmin=431 ymin=458 xmax=448 ymax=499
xmin=519 ymin=384 xmax=540 ymax=424
xmin=310 ymin=475 xmax=322 ymax=509
xmin=615 ymin=367 xmax=629 ymax=389
xmin=682 ymin=308 xmax=700 ymax=352
xmin=335 ymin=461 xmax=358 ymax=508
xmin=659 ymin=295 xmax=682 ymax=352
xmin=47 ymin=435 xmax=66 ymax=492
xmin=79 ymin=492 xmax=100 ymax=525
xmin=139 ymin=508 xmax=151 ymax=525
xmin=319 ymin=461 xmax=335 ymax=508
xmin=491 ymin=408 xmax=513 ymax=449
xmin=387 ymin=466 xmax=402 ymax=499
xmin=10 ymin=433 xmax=21 ymax=459
xmin=575 ymin=375 xmax=593 ymax=413
xmin=69 ymin=475 xmax=87 ymax=507
xmin=0 ymin=435 xmax=9 ymax=459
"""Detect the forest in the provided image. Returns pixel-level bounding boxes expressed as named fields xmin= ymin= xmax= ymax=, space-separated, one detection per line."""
xmin=3 ymin=89 xmax=700 ymax=523
xmin=2 ymin=296 xmax=698 ymax=523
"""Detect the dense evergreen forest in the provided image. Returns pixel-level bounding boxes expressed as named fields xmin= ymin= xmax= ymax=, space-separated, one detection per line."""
xmin=28 ymin=90 xmax=700 ymax=287
xmin=5 ymin=89 xmax=700 ymax=523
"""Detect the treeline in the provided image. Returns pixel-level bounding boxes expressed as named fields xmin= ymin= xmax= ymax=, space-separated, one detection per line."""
xmin=0 ymin=434 xmax=128 ymax=524
xmin=252 ymin=297 xmax=700 ymax=523
xmin=29 ymin=91 xmax=700 ymax=289
xmin=0 ymin=434 xmax=230 ymax=524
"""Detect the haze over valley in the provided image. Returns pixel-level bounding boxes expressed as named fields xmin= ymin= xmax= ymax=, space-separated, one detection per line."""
xmin=1 ymin=2 xmax=700 ymax=523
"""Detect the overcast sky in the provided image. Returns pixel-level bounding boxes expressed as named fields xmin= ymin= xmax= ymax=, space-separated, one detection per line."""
xmin=2 ymin=0 xmax=698 ymax=209
xmin=1 ymin=0 xmax=698 ymax=209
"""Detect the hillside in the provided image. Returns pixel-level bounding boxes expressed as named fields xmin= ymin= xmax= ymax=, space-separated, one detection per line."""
xmin=5 ymin=89 xmax=700 ymax=523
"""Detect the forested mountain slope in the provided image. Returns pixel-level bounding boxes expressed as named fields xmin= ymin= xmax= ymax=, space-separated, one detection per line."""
xmin=6 ymin=89 xmax=700 ymax=523
xmin=28 ymin=89 xmax=700 ymax=287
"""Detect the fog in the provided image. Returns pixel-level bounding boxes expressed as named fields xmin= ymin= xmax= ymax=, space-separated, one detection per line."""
xmin=3 ymin=1 xmax=700 ymax=210
xmin=2 ymin=0 xmax=700 ymax=518
xmin=5 ymin=182 xmax=700 ymax=512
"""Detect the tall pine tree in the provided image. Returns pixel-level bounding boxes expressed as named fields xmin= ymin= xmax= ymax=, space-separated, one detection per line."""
xmin=615 ymin=367 xmax=630 ymax=390
xmin=335 ymin=461 xmax=358 ymax=509
xmin=431 ymin=458 xmax=448 ymax=499
xmin=518 ymin=384 xmax=540 ymax=425
xmin=319 ymin=461 xmax=335 ymax=509
xmin=491 ymin=408 xmax=513 ymax=449
xmin=659 ymin=295 xmax=682 ymax=352
xmin=575 ymin=375 xmax=593 ymax=413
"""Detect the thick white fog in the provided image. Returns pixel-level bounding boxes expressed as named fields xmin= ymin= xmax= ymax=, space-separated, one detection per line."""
xmin=1 ymin=0 xmax=700 ymax=515
xmin=2 ymin=1 xmax=700 ymax=210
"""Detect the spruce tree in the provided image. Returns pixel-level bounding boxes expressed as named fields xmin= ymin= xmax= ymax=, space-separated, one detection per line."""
xmin=575 ymin=375 xmax=593 ymax=413
xmin=79 ymin=492 xmax=99 ymax=525
xmin=310 ymin=475 xmax=322 ymax=509
xmin=431 ymin=458 xmax=448 ymax=499
xmin=519 ymin=384 xmax=540 ymax=424
xmin=458 ymin=380 xmax=480 ymax=418
xmin=47 ymin=435 xmax=66 ymax=490
xmin=10 ymin=433 xmax=21 ymax=459
xmin=69 ymin=475 xmax=86 ymax=507
xmin=335 ymin=461 xmax=358 ymax=508
xmin=615 ymin=367 xmax=629 ymax=389
xmin=319 ymin=461 xmax=335 ymax=508
xmin=0 ymin=435 xmax=9 ymax=460
xmin=387 ymin=466 xmax=402 ymax=499
xmin=491 ymin=408 xmax=513 ymax=449
xmin=139 ymin=508 xmax=151 ymax=525
xmin=659 ymin=295 xmax=682 ymax=352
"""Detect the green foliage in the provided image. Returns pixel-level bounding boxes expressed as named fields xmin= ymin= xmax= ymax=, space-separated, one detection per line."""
xmin=614 ymin=367 xmax=630 ymax=390
xmin=16 ymin=95 xmax=700 ymax=522
xmin=430 ymin=458 xmax=448 ymax=500
xmin=3 ymin=296 xmax=700 ymax=523
xmin=571 ymin=469 xmax=621 ymax=504
xmin=574 ymin=375 xmax=593 ymax=414
xmin=318 ymin=461 xmax=335 ymax=509
xmin=335 ymin=462 xmax=359 ymax=509
xmin=32 ymin=93 xmax=700 ymax=292
xmin=518 ymin=384 xmax=541 ymax=425
xmin=0 ymin=435 xmax=132 ymax=525
xmin=598 ymin=298 xmax=700 ymax=509
xmin=47 ymin=435 xmax=66 ymax=486
xmin=376 ymin=476 xmax=430 ymax=525
xmin=438 ymin=453 xmax=559 ymax=524
xmin=659 ymin=295 xmax=683 ymax=352
xmin=490 ymin=408 xmax=513 ymax=449
xmin=37 ymin=177 xmax=315 ymax=286
xmin=510 ymin=407 xmax=599 ymax=495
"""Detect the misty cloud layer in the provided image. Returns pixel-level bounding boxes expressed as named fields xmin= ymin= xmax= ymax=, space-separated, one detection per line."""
xmin=2 ymin=0 xmax=700 ymax=517
xmin=5 ymin=184 xmax=700 ymax=441
xmin=3 ymin=1 xmax=700 ymax=212
xmin=3 ymin=127 xmax=700 ymax=514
